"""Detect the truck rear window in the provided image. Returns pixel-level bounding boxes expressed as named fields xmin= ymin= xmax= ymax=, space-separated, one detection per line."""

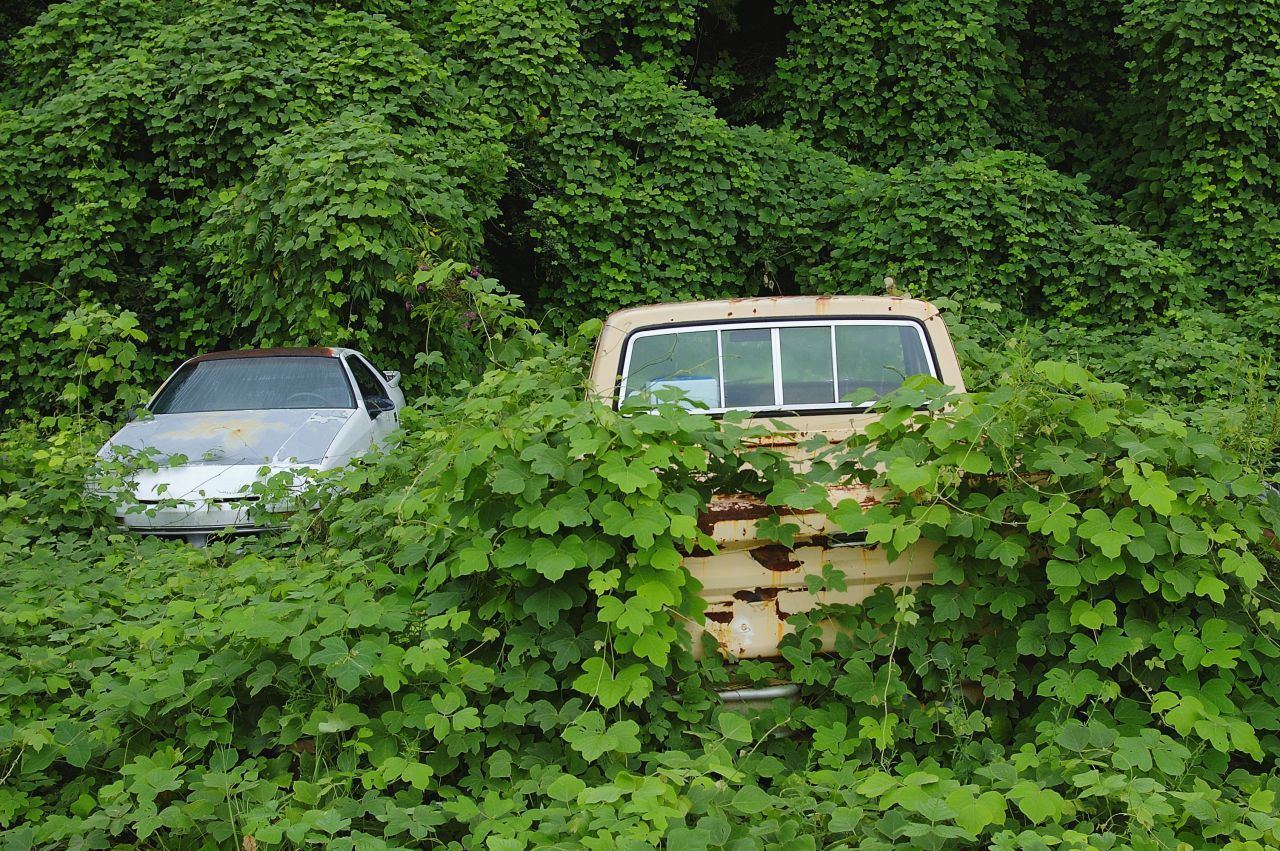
xmin=619 ymin=320 xmax=934 ymax=413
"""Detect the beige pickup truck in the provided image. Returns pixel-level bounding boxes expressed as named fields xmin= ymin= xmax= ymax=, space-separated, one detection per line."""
xmin=588 ymin=295 xmax=965 ymax=666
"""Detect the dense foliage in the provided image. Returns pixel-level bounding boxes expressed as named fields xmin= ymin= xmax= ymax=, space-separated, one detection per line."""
xmin=2 ymin=332 xmax=1279 ymax=847
xmin=2 ymin=0 xmax=1278 ymax=848
xmin=2 ymin=0 xmax=1276 ymax=417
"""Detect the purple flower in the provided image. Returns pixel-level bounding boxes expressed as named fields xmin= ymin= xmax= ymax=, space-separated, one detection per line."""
xmin=469 ymin=267 xmax=481 ymax=278
xmin=404 ymin=299 xmax=413 ymax=310
xmin=416 ymin=284 xmax=426 ymax=294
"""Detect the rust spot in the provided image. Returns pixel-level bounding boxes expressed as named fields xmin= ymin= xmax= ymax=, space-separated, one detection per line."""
xmin=747 ymin=432 xmax=801 ymax=448
xmin=749 ymin=544 xmax=801 ymax=571
xmin=733 ymin=587 xmax=782 ymax=603
xmin=696 ymin=494 xmax=816 ymax=535
xmin=705 ymin=609 xmax=733 ymax=624
xmin=163 ymin=413 xmax=279 ymax=442
xmin=683 ymin=543 xmax=716 ymax=558
xmin=1265 ymin=528 xmax=1280 ymax=553
xmin=775 ymin=600 xmax=793 ymax=619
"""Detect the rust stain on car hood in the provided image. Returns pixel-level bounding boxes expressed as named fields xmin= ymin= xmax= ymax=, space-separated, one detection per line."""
xmin=104 ymin=409 xmax=353 ymax=466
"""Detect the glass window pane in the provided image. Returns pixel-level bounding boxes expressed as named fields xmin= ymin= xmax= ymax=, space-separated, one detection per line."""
xmin=624 ymin=331 xmax=720 ymax=408
xmin=780 ymin=326 xmax=835 ymax=405
xmin=722 ymin=328 xmax=775 ymax=408
xmin=346 ymin=355 xmax=389 ymax=404
xmin=151 ymin=357 xmax=355 ymax=413
xmin=834 ymin=325 xmax=927 ymax=401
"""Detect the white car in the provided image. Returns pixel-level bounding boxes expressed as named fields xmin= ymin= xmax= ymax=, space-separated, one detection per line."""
xmin=97 ymin=347 xmax=405 ymax=544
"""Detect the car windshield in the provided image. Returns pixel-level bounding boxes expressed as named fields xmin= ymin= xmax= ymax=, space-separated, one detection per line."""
xmin=150 ymin=356 xmax=356 ymax=414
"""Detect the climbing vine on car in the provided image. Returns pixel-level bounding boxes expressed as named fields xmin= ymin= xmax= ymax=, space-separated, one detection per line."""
xmin=1 ymin=326 xmax=1276 ymax=847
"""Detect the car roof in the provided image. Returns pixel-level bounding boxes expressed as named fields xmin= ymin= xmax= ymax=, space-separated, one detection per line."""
xmin=187 ymin=347 xmax=353 ymax=363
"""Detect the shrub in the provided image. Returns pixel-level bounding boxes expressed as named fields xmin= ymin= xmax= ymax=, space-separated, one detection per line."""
xmin=1112 ymin=0 xmax=1280 ymax=297
xmin=804 ymin=151 xmax=1196 ymax=323
xmin=527 ymin=65 xmax=850 ymax=324
xmin=0 ymin=0 xmax=507 ymax=421
xmin=202 ymin=112 xmax=507 ymax=361
xmin=769 ymin=0 xmax=1029 ymax=167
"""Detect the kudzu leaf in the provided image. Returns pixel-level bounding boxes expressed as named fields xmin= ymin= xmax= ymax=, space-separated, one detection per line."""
xmin=886 ymin=455 xmax=935 ymax=492
xmin=947 ymin=788 xmax=1006 ymax=835
xmin=524 ymin=586 xmax=573 ymax=627
xmin=402 ymin=762 xmax=433 ymax=790
xmin=717 ymin=712 xmax=753 ymax=743
xmin=562 ymin=713 xmax=641 ymax=761
xmin=599 ymin=453 xmax=657 ymax=494
xmin=491 ymin=465 xmax=525 ymax=495
xmin=571 ymin=657 xmax=651 ymax=709
xmin=1011 ymin=783 xmax=1066 ymax=824
xmin=546 ymin=774 xmax=585 ymax=802
xmin=730 ymin=785 xmax=773 ymax=815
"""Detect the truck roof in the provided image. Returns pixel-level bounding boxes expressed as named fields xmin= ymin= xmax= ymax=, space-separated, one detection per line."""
xmin=597 ymin=295 xmax=944 ymax=336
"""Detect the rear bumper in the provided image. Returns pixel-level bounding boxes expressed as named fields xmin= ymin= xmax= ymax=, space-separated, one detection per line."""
xmin=687 ymin=487 xmax=936 ymax=660
xmin=716 ymin=683 xmax=800 ymax=707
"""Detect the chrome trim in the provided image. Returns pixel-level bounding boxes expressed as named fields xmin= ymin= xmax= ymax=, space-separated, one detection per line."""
xmin=716 ymin=683 xmax=800 ymax=703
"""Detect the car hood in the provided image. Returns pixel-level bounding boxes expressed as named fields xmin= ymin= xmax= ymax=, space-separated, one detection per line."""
xmin=102 ymin=409 xmax=354 ymax=467
xmin=123 ymin=463 xmax=288 ymax=503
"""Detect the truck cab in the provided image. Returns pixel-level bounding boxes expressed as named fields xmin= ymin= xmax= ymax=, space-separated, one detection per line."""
xmin=588 ymin=295 xmax=965 ymax=660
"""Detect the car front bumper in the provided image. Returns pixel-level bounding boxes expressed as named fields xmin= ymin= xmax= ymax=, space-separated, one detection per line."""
xmin=113 ymin=499 xmax=288 ymax=544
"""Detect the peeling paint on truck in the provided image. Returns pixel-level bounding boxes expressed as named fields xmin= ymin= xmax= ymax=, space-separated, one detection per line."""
xmin=588 ymin=295 xmax=965 ymax=660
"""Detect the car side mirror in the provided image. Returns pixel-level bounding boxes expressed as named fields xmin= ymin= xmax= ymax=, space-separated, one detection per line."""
xmin=382 ymin=370 xmax=401 ymax=388
xmin=367 ymin=396 xmax=396 ymax=418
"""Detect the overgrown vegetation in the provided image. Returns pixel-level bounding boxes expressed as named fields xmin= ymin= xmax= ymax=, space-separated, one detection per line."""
xmin=3 ymin=327 xmax=1279 ymax=846
xmin=1 ymin=0 xmax=1278 ymax=847
xmin=2 ymin=0 xmax=1276 ymax=417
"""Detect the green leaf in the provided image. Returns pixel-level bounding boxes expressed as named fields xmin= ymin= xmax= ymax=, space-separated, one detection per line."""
xmin=571 ymin=657 xmax=651 ymax=709
xmin=529 ymin=536 xmax=583 ymax=581
xmin=1090 ymin=628 xmax=1135 ymax=667
xmin=1123 ymin=463 xmax=1176 ymax=514
xmin=886 ymin=456 xmax=935 ymax=492
xmin=827 ymin=806 xmax=862 ymax=832
xmin=599 ymin=453 xmax=658 ymax=493
xmin=492 ymin=465 xmax=526 ymax=495
xmin=947 ymin=789 xmax=1006 ymax=835
xmin=402 ymin=762 xmax=433 ymax=790
xmin=730 ymin=785 xmax=773 ymax=815
xmin=524 ymin=586 xmax=573 ymax=627
xmin=563 ymin=713 xmax=641 ymax=762
xmin=1010 ymin=782 xmax=1066 ymax=824
xmin=717 ymin=712 xmax=753 ymax=743
xmin=546 ymin=774 xmax=586 ymax=802
xmin=1045 ymin=560 xmax=1081 ymax=591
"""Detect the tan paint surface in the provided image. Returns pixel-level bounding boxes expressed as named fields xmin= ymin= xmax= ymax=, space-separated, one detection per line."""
xmin=588 ymin=296 xmax=965 ymax=660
